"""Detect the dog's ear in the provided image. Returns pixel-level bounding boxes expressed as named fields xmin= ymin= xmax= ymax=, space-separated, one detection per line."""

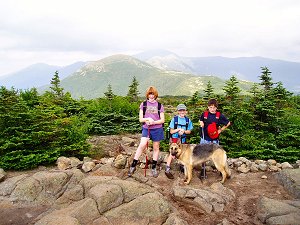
xmin=176 ymin=138 xmax=181 ymax=145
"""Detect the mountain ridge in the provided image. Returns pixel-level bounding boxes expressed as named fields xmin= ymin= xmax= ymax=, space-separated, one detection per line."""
xmin=0 ymin=61 xmax=87 ymax=89
xmin=55 ymin=54 xmax=253 ymax=99
xmin=1 ymin=50 xmax=299 ymax=97
xmin=134 ymin=50 xmax=300 ymax=93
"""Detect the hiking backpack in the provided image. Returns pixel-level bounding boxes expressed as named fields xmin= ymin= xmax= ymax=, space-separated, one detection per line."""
xmin=166 ymin=116 xmax=190 ymax=141
xmin=174 ymin=115 xmax=189 ymax=130
xmin=203 ymin=110 xmax=221 ymax=139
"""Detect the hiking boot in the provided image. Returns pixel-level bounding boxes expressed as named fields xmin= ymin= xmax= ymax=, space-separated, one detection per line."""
xmin=128 ymin=166 xmax=136 ymax=177
xmin=152 ymin=168 xmax=159 ymax=178
xmin=165 ymin=171 xmax=174 ymax=179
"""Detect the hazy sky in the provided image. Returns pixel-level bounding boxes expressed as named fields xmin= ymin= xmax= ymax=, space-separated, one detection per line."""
xmin=1 ymin=0 xmax=300 ymax=76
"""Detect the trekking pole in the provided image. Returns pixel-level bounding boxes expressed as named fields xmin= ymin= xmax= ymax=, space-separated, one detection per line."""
xmin=144 ymin=127 xmax=150 ymax=177
xmin=201 ymin=127 xmax=206 ymax=179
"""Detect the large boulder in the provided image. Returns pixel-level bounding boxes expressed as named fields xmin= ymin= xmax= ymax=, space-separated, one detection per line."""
xmin=257 ymin=197 xmax=300 ymax=224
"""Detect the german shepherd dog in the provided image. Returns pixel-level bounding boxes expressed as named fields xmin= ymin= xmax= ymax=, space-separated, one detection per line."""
xmin=169 ymin=143 xmax=231 ymax=184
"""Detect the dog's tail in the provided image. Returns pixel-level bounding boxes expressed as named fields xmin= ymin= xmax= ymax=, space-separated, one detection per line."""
xmin=225 ymin=162 xmax=231 ymax=178
xmin=224 ymin=153 xmax=231 ymax=178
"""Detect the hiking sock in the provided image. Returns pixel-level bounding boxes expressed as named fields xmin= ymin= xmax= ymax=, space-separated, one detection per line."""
xmin=165 ymin=165 xmax=171 ymax=172
xmin=152 ymin=160 xmax=157 ymax=169
xmin=131 ymin=159 xmax=138 ymax=168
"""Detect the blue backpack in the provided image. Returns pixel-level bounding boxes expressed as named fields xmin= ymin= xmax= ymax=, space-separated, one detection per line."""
xmin=166 ymin=116 xmax=190 ymax=140
xmin=173 ymin=115 xmax=189 ymax=130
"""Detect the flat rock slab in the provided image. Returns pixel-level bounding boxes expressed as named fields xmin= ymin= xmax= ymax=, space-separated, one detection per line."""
xmin=0 ymin=201 xmax=49 ymax=225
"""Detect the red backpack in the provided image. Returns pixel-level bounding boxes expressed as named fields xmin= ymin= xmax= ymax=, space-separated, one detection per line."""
xmin=204 ymin=111 xmax=220 ymax=139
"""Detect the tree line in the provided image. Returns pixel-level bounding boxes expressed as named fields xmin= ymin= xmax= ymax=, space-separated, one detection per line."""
xmin=0 ymin=68 xmax=299 ymax=170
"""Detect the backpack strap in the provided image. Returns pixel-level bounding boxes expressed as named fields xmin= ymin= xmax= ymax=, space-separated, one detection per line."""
xmin=174 ymin=116 xmax=189 ymax=130
xmin=157 ymin=102 xmax=161 ymax=118
xmin=204 ymin=110 xmax=220 ymax=120
xmin=184 ymin=117 xmax=190 ymax=130
xmin=142 ymin=101 xmax=147 ymax=117
xmin=215 ymin=111 xmax=220 ymax=119
xmin=174 ymin=116 xmax=179 ymax=129
xmin=203 ymin=110 xmax=209 ymax=119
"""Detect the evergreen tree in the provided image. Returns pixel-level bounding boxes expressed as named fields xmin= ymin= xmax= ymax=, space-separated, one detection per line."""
xmin=271 ymin=82 xmax=292 ymax=102
xmin=0 ymin=86 xmax=23 ymax=140
xmin=249 ymin=83 xmax=261 ymax=97
xmin=0 ymin=85 xmax=89 ymax=170
xmin=223 ymin=75 xmax=241 ymax=101
xmin=127 ymin=76 xmax=139 ymax=102
xmin=259 ymin=67 xmax=273 ymax=92
xmin=49 ymin=71 xmax=64 ymax=99
xmin=189 ymin=91 xmax=200 ymax=105
xmin=269 ymin=82 xmax=292 ymax=118
xmin=252 ymin=67 xmax=280 ymax=132
xmin=104 ymin=84 xmax=116 ymax=100
xmin=203 ymin=81 xmax=214 ymax=100
xmin=20 ymin=88 xmax=40 ymax=108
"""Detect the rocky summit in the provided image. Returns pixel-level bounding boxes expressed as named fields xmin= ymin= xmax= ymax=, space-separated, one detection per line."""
xmin=0 ymin=134 xmax=300 ymax=225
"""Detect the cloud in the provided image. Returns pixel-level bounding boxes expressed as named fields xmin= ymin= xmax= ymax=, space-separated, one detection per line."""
xmin=1 ymin=0 xmax=300 ymax=76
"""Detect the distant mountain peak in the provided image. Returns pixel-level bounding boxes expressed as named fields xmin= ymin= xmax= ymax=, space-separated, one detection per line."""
xmin=134 ymin=49 xmax=178 ymax=61
xmin=91 ymin=54 xmax=147 ymax=65
xmin=76 ymin=54 xmax=157 ymax=77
